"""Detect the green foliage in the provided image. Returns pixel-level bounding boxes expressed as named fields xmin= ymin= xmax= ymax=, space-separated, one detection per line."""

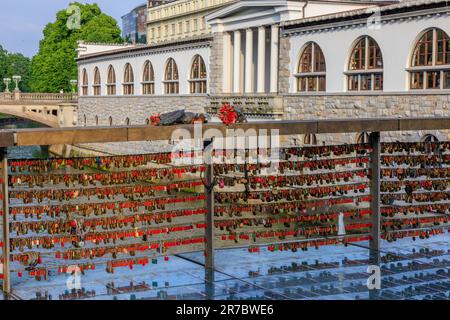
xmin=0 ymin=46 xmax=32 ymax=92
xmin=31 ymin=2 xmax=123 ymax=93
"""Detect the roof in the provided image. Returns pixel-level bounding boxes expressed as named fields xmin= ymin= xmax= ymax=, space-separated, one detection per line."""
xmin=282 ymin=0 xmax=449 ymax=28
xmin=76 ymin=35 xmax=212 ymax=62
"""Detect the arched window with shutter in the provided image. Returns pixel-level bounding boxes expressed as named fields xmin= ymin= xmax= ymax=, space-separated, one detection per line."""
xmin=81 ymin=69 xmax=88 ymax=96
xmin=142 ymin=61 xmax=155 ymax=95
xmin=296 ymin=42 xmax=326 ymax=92
xmin=356 ymin=132 xmax=370 ymax=144
xmin=123 ymin=63 xmax=134 ymax=95
xmin=347 ymin=36 xmax=383 ymax=91
xmin=304 ymin=134 xmax=317 ymax=146
xmin=164 ymin=58 xmax=179 ymax=94
xmin=410 ymin=28 xmax=450 ymax=90
xmin=190 ymin=55 xmax=207 ymax=93
xmin=93 ymin=67 xmax=101 ymax=96
xmin=107 ymin=65 xmax=116 ymax=95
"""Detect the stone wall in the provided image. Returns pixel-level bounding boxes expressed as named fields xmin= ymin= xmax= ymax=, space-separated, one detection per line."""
xmin=72 ymin=92 xmax=450 ymax=156
xmin=78 ymin=95 xmax=208 ymax=126
xmin=282 ymin=93 xmax=450 ymax=144
xmin=75 ymin=95 xmax=209 ymax=155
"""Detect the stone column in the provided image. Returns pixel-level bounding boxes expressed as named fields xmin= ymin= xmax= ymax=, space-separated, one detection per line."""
xmin=278 ymin=36 xmax=291 ymax=95
xmin=257 ymin=26 xmax=266 ymax=93
xmin=270 ymin=25 xmax=279 ymax=93
xmin=245 ymin=28 xmax=254 ymax=93
xmin=223 ymin=32 xmax=232 ymax=93
xmin=209 ymin=32 xmax=224 ymax=94
xmin=233 ymin=30 xmax=242 ymax=93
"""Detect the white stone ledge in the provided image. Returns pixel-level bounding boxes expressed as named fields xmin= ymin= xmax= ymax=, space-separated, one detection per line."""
xmin=79 ymin=94 xmax=209 ymax=99
xmin=283 ymin=91 xmax=450 ymax=97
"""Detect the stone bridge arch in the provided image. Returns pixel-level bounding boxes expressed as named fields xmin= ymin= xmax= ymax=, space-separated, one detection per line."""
xmin=0 ymin=92 xmax=78 ymax=128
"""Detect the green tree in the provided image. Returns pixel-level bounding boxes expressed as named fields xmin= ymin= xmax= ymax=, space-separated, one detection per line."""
xmin=31 ymin=2 xmax=123 ymax=93
xmin=0 ymin=46 xmax=32 ymax=92
xmin=0 ymin=46 xmax=8 ymax=91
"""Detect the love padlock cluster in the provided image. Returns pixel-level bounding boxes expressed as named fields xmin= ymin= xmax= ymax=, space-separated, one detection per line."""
xmin=212 ymin=143 xmax=374 ymax=252
xmin=380 ymin=141 xmax=450 ymax=241
xmin=1 ymin=139 xmax=449 ymax=285
xmin=5 ymin=152 xmax=208 ymax=281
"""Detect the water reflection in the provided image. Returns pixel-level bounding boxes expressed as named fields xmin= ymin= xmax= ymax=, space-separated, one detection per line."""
xmin=0 ymin=116 xmax=49 ymax=159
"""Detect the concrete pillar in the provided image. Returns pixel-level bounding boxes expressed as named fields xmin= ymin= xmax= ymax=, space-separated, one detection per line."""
xmin=223 ymin=32 xmax=232 ymax=93
xmin=59 ymin=103 xmax=78 ymax=127
xmin=233 ymin=30 xmax=242 ymax=93
xmin=257 ymin=26 xmax=266 ymax=93
xmin=270 ymin=25 xmax=279 ymax=93
xmin=245 ymin=28 xmax=254 ymax=93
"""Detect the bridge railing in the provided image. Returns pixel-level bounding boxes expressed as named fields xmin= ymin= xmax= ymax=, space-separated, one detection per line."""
xmin=0 ymin=117 xmax=449 ymax=299
xmin=18 ymin=92 xmax=78 ymax=102
xmin=0 ymin=92 xmax=78 ymax=103
xmin=0 ymin=93 xmax=14 ymax=101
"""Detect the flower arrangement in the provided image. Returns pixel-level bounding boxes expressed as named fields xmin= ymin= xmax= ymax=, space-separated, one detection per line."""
xmin=149 ymin=114 xmax=161 ymax=126
xmin=218 ymin=103 xmax=239 ymax=125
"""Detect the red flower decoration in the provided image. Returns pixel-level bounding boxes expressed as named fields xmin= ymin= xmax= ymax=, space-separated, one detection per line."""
xmin=149 ymin=114 xmax=161 ymax=126
xmin=218 ymin=103 xmax=238 ymax=125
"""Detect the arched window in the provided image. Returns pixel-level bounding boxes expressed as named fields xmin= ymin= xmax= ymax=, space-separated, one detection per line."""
xmin=95 ymin=115 xmax=99 ymax=126
xmin=123 ymin=63 xmax=134 ymax=95
xmin=347 ymin=36 xmax=383 ymax=91
xmin=83 ymin=114 xmax=87 ymax=126
xmin=296 ymin=42 xmax=326 ymax=92
xmin=410 ymin=28 xmax=450 ymax=90
xmin=125 ymin=118 xmax=130 ymax=126
xmin=109 ymin=116 xmax=113 ymax=126
xmin=93 ymin=67 xmax=101 ymax=96
xmin=356 ymin=132 xmax=370 ymax=144
xmin=304 ymin=134 xmax=317 ymax=146
xmin=142 ymin=61 xmax=155 ymax=95
xmin=190 ymin=55 xmax=207 ymax=93
xmin=164 ymin=58 xmax=179 ymax=94
xmin=81 ymin=69 xmax=88 ymax=96
xmin=107 ymin=65 xmax=116 ymax=95
xmin=421 ymin=134 xmax=439 ymax=142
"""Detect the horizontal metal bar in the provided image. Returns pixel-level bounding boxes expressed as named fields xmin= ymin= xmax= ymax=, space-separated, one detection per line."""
xmin=0 ymin=117 xmax=448 ymax=147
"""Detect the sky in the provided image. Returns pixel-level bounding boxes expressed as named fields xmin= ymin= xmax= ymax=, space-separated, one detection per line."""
xmin=0 ymin=0 xmax=145 ymax=57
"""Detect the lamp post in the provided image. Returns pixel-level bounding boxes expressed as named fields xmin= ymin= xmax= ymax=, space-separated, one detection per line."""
xmin=12 ymin=75 xmax=21 ymax=92
xmin=70 ymin=79 xmax=78 ymax=93
xmin=3 ymin=78 xmax=11 ymax=93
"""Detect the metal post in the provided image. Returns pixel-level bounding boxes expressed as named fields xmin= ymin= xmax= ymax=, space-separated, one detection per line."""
xmin=369 ymin=132 xmax=381 ymax=300
xmin=203 ymin=139 xmax=215 ymax=299
xmin=0 ymin=147 xmax=10 ymax=296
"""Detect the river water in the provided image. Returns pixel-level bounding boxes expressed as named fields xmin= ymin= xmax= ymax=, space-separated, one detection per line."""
xmin=0 ymin=118 xmax=49 ymax=159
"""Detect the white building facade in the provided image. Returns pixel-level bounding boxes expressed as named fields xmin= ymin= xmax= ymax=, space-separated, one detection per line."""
xmin=76 ymin=0 xmax=450 ymax=149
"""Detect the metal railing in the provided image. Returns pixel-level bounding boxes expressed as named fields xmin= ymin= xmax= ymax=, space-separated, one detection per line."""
xmin=0 ymin=117 xmax=449 ymax=300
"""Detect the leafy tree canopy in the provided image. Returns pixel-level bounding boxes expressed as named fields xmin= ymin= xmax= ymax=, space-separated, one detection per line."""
xmin=31 ymin=2 xmax=123 ymax=93
xmin=0 ymin=45 xmax=32 ymax=92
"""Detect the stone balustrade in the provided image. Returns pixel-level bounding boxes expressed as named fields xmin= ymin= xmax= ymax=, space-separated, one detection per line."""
xmin=207 ymin=94 xmax=284 ymax=119
xmin=0 ymin=92 xmax=78 ymax=104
